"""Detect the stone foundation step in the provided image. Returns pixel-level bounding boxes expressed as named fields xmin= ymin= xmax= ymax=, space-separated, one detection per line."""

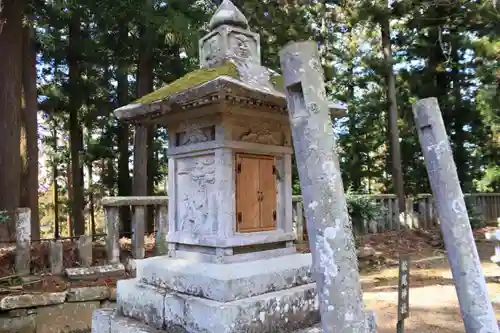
xmin=92 ymin=308 xmax=186 ymax=333
xmin=293 ymin=310 xmax=377 ymax=333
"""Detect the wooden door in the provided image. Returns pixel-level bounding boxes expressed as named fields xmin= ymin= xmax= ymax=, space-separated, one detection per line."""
xmin=236 ymin=154 xmax=261 ymax=232
xmin=235 ymin=153 xmax=277 ymax=232
xmin=259 ymin=157 xmax=277 ymax=230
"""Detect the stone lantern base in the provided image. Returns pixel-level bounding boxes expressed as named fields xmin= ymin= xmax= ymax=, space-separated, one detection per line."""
xmin=92 ymin=253 xmax=377 ymax=333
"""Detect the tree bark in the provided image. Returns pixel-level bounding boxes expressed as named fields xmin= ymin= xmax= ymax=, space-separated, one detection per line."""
xmin=134 ymin=0 xmax=155 ymax=231
xmin=0 ymin=0 xmax=23 ymax=241
xmin=52 ymin=124 xmax=60 ymax=239
xmin=20 ymin=24 xmax=40 ymax=240
xmin=117 ymin=21 xmax=132 ymax=236
xmin=66 ymin=161 xmax=72 ymax=236
xmin=380 ymin=8 xmax=405 ymax=215
xmin=451 ymin=38 xmax=468 ymax=190
xmin=68 ymin=9 xmax=85 ymax=236
xmin=87 ymin=160 xmax=95 ymax=236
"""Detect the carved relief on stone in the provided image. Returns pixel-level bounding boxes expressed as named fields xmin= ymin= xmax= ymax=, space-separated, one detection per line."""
xmin=175 ymin=120 xmax=216 ymax=146
xmin=176 ymin=156 xmax=216 ymax=235
xmin=240 ymin=128 xmax=279 ymax=145
xmin=232 ymin=119 xmax=285 ymax=146
xmin=201 ymin=34 xmax=221 ymax=65
xmin=228 ymin=33 xmax=253 ymax=60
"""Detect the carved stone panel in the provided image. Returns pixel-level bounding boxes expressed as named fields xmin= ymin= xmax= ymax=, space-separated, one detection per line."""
xmin=201 ymin=33 xmax=222 ymax=67
xmin=176 ymin=125 xmax=215 ymax=146
xmin=174 ymin=118 xmax=217 ymax=147
xmin=227 ymin=32 xmax=257 ymax=62
xmin=175 ymin=155 xmax=217 ymax=235
xmin=231 ymin=118 xmax=287 ymax=146
xmin=199 ymin=26 xmax=260 ymax=68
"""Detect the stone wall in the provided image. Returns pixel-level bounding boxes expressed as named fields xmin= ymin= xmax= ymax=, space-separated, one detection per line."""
xmin=0 ymin=286 xmax=117 ymax=333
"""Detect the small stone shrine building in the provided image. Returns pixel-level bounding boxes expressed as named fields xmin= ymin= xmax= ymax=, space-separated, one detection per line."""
xmin=101 ymin=1 xmax=346 ymax=332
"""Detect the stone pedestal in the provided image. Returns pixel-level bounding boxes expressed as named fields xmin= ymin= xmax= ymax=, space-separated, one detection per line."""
xmin=115 ymin=253 xmax=319 ymax=332
xmin=94 ymin=253 xmax=377 ymax=333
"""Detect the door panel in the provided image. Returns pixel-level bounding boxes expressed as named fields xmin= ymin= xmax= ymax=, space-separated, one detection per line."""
xmin=259 ymin=157 xmax=278 ymax=230
xmin=235 ymin=154 xmax=260 ymax=232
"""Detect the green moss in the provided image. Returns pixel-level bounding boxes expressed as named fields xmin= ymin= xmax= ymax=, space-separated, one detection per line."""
xmin=135 ymin=61 xmax=239 ymax=104
xmin=270 ymin=74 xmax=284 ymax=92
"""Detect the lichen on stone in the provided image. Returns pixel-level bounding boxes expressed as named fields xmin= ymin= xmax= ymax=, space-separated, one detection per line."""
xmin=134 ymin=61 xmax=239 ymax=104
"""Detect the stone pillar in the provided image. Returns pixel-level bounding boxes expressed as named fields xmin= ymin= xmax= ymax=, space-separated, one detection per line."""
xmin=155 ymin=205 xmax=168 ymax=255
xmin=77 ymin=235 xmax=93 ymax=267
xmin=105 ymin=206 xmax=120 ymax=264
xmin=413 ymin=97 xmax=499 ymax=333
xmin=15 ymin=208 xmax=31 ymax=276
xmin=132 ymin=206 xmax=145 ymax=259
xmin=279 ymin=41 xmax=366 ymax=333
xmin=49 ymin=240 xmax=63 ymax=274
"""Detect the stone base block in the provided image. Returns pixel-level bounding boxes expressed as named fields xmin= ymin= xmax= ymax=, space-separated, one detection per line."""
xmin=92 ymin=308 xmax=116 ymax=333
xmin=117 ymin=279 xmax=167 ymax=330
xmin=138 ymin=253 xmax=314 ymax=302
xmin=111 ymin=314 xmax=166 ymax=333
xmin=117 ymin=278 xmax=319 ymax=333
xmin=293 ymin=310 xmax=378 ymax=333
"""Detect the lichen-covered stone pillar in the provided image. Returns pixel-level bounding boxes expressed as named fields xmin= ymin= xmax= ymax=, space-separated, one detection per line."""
xmin=413 ymin=97 xmax=500 ymax=333
xmin=279 ymin=41 xmax=366 ymax=333
xmin=15 ymin=208 xmax=31 ymax=276
xmin=155 ymin=205 xmax=168 ymax=255
xmin=105 ymin=206 xmax=120 ymax=264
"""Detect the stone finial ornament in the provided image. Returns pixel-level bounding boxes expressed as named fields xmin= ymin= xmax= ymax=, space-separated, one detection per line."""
xmin=208 ymin=0 xmax=249 ymax=31
xmin=199 ymin=0 xmax=260 ymax=68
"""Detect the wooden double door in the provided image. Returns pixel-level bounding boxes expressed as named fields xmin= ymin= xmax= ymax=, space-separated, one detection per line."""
xmin=235 ymin=153 xmax=278 ymax=233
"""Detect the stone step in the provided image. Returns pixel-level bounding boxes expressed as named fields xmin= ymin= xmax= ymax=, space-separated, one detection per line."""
xmin=293 ymin=310 xmax=377 ymax=333
xmin=116 ymin=278 xmax=320 ymax=333
xmin=136 ymin=253 xmax=314 ymax=302
xmin=92 ymin=308 xmax=173 ymax=333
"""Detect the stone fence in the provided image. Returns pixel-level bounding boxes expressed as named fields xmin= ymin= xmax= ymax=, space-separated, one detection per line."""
xmin=101 ymin=196 xmax=169 ymax=262
xmin=99 ymin=193 xmax=500 ymax=260
xmin=8 ymin=193 xmax=500 ymax=278
xmin=294 ymin=193 xmax=500 ymax=241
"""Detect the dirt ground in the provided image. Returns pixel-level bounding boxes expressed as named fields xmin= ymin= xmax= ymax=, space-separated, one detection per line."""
xmin=0 ymin=228 xmax=498 ymax=332
xmin=359 ymin=232 xmax=500 ymax=333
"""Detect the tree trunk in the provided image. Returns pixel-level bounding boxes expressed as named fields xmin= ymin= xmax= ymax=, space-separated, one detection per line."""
xmin=451 ymin=38 xmax=468 ymax=190
xmin=20 ymin=24 xmax=40 ymax=240
xmin=66 ymin=162 xmax=72 ymax=236
xmin=117 ymin=21 xmax=132 ymax=237
xmin=106 ymin=155 xmax=115 ymax=195
xmin=134 ymin=0 xmax=155 ymax=231
xmin=52 ymin=125 xmax=60 ymax=239
xmin=0 ymin=0 xmax=23 ymax=242
xmin=68 ymin=9 xmax=85 ymax=236
xmin=380 ymin=9 xmax=405 ymax=214
xmin=87 ymin=161 xmax=95 ymax=236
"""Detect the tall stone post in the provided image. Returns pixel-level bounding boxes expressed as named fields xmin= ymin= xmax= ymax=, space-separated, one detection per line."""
xmin=15 ymin=208 xmax=31 ymax=276
xmin=413 ymin=97 xmax=499 ymax=333
xmin=279 ymin=41 xmax=366 ymax=333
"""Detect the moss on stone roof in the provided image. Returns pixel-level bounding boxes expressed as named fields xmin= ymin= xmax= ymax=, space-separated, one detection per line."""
xmin=270 ymin=75 xmax=284 ymax=93
xmin=135 ymin=61 xmax=239 ymax=104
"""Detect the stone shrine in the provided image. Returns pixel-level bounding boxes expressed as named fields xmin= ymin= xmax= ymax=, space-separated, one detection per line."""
xmin=92 ymin=1 xmax=377 ymax=332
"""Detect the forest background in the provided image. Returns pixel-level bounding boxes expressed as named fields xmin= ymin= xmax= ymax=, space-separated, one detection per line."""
xmin=0 ymin=0 xmax=498 ymax=242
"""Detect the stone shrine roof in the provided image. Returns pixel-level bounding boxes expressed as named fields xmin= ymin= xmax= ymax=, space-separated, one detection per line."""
xmin=113 ymin=0 xmax=346 ymax=123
